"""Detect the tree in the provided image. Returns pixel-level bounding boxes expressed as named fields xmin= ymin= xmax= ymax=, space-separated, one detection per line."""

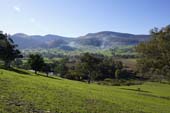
xmin=98 ymin=57 xmax=116 ymax=79
xmin=115 ymin=61 xmax=123 ymax=70
xmin=54 ymin=58 xmax=68 ymax=77
xmin=13 ymin=58 xmax=23 ymax=68
xmin=54 ymin=63 xmax=68 ymax=77
xmin=42 ymin=63 xmax=51 ymax=76
xmin=28 ymin=54 xmax=44 ymax=74
xmin=0 ymin=32 xmax=22 ymax=68
xmin=79 ymin=53 xmax=102 ymax=83
xmin=136 ymin=25 xmax=170 ymax=79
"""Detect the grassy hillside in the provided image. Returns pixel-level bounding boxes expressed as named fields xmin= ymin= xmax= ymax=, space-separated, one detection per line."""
xmin=0 ymin=69 xmax=170 ymax=113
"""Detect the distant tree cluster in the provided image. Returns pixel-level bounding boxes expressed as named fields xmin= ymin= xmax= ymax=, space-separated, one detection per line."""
xmin=25 ymin=53 xmax=132 ymax=83
xmin=28 ymin=54 xmax=53 ymax=76
xmin=0 ymin=31 xmax=22 ymax=68
xmin=136 ymin=25 xmax=170 ymax=80
xmin=53 ymin=53 xmax=132 ymax=83
xmin=28 ymin=54 xmax=45 ymax=74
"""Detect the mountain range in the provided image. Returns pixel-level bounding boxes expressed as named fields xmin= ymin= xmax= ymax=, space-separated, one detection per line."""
xmin=11 ymin=31 xmax=150 ymax=50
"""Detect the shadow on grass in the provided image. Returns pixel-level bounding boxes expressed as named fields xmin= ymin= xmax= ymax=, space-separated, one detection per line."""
xmin=121 ymin=88 xmax=170 ymax=100
xmin=9 ymin=68 xmax=31 ymax=75
xmin=120 ymin=88 xmax=151 ymax=93
xmin=0 ymin=66 xmax=62 ymax=81
xmin=37 ymin=73 xmax=62 ymax=80
xmin=0 ymin=67 xmax=30 ymax=75
xmin=139 ymin=93 xmax=170 ymax=100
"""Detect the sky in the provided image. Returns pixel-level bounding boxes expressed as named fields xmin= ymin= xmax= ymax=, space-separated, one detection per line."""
xmin=0 ymin=0 xmax=169 ymax=37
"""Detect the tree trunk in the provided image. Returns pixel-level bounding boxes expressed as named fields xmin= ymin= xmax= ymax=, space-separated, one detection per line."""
xmin=35 ymin=70 xmax=37 ymax=74
xmin=4 ymin=60 xmax=11 ymax=69
xmin=88 ymin=78 xmax=91 ymax=84
xmin=88 ymin=71 xmax=91 ymax=84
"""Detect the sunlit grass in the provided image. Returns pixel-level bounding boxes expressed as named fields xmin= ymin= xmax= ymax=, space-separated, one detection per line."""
xmin=0 ymin=69 xmax=170 ymax=113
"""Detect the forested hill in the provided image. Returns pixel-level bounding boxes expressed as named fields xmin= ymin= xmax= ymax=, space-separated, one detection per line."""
xmin=11 ymin=31 xmax=150 ymax=49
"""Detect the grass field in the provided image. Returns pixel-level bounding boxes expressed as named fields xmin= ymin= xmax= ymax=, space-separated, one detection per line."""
xmin=0 ymin=69 xmax=170 ymax=113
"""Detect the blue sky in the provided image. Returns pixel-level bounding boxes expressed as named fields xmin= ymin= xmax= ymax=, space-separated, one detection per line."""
xmin=0 ymin=0 xmax=169 ymax=37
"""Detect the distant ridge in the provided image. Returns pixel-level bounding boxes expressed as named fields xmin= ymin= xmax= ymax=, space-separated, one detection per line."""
xmin=11 ymin=31 xmax=150 ymax=50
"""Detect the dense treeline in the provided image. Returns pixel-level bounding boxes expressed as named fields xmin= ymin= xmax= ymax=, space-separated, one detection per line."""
xmin=63 ymin=53 xmax=128 ymax=83
xmin=136 ymin=25 xmax=170 ymax=81
xmin=22 ymin=53 xmax=132 ymax=83
xmin=21 ymin=46 xmax=138 ymax=60
xmin=0 ymin=32 xmax=22 ymax=68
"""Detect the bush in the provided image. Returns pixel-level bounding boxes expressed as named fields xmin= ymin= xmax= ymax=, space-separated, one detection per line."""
xmin=65 ymin=70 xmax=82 ymax=81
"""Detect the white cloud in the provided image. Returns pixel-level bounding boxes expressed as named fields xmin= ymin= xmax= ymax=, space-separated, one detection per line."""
xmin=13 ymin=6 xmax=21 ymax=12
xmin=30 ymin=18 xmax=36 ymax=23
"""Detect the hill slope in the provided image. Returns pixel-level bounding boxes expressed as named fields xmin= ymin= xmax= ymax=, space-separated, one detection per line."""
xmin=0 ymin=69 xmax=170 ymax=113
xmin=76 ymin=31 xmax=149 ymax=49
xmin=11 ymin=31 xmax=149 ymax=49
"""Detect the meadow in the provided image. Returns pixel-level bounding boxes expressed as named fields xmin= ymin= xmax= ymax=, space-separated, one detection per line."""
xmin=0 ymin=69 xmax=170 ymax=113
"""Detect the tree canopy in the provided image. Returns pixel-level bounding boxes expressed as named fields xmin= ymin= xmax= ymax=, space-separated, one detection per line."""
xmin=136 ymin=25 xmax=170 ymax=80
xmin=0 ymin=32 xmax=22 ymax=68
xmin=28 ymin=54 xmax=44 ymax=74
